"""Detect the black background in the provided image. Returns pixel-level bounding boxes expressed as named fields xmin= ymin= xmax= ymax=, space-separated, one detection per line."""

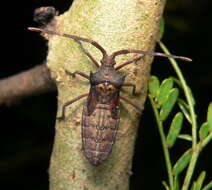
xmin=0 ymin=0 xmax=211 ymax=189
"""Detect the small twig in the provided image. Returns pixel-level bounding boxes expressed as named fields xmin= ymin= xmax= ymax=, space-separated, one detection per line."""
xmin=0 ymin=63 xmax=56 ymax=105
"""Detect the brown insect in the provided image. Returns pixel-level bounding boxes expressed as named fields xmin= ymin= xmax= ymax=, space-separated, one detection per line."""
xmin=28 ymin=27 xmax=192 ymax=165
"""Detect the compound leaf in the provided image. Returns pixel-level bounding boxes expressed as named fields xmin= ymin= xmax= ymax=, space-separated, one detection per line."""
xmin=166 ymin=112 xmax=184 ymax=148
xmin=160 ymin=88 xmax=179 ymax=121
xmin=149 ymin=76 xmax=160 ymax=98
xmin=173 ymin=149 xmax=191 ymax=177
xmin=157 ymin=78 xmax=174 ymax=106
xmin=199 ymin=122 xmax=209 ymax=140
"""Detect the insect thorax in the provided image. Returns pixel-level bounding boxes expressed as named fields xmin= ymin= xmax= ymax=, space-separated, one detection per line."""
xmin=90 ymin=66 xmax=125 ymax=104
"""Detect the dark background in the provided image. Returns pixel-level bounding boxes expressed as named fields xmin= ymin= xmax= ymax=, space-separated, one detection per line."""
xmin=0 ymin=0 xmax=211 ymax=189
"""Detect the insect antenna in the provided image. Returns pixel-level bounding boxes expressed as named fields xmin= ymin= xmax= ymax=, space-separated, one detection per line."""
xmin=28 ymin=27 xmax=107 ymax=58
xmin=111 ymin=49 xmax=192 ymax=62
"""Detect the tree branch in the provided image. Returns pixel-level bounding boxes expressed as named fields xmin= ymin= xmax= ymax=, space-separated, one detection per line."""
xmin=30 ymin=0 xmax=168 ymax=189
xmin=0 ymin=64 xmax=56 ymax=105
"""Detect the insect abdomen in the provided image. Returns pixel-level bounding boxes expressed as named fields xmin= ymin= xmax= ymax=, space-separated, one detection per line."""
xmin=82 ymin=104 xmax=120 ymax=165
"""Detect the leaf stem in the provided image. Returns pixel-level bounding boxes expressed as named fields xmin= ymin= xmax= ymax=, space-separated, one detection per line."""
xmin=182 ymin=148 xmax=200 ymax=190
xmin=158 ymin=41 xmax=199 ymax=190
xmin=182 ymin=132 xmax=212 ymax=190
xmin=149 ymin=95 xmax=174 ymax=190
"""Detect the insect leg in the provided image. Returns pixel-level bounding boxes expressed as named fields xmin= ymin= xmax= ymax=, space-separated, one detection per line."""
xmin=120 ymin=96 xmax=142 ymax=113
xmin=115 ymin=55 xmax=144 ymax=71
xmin=57 ymin=93 xmax=89 ymax=120
xmin=122 ymin=82 xmax=136 ymax=95
xmin=65 ymin=70 xmax=90 ymax=80
xmin=75 ymin=40 xmax=100 ymax=68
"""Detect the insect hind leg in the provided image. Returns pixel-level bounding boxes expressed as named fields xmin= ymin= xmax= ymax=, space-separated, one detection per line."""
xmin=57 ymin=93 xmax=88 ymax=120
xmin=65 ymin=70 xmax=90 ymax=80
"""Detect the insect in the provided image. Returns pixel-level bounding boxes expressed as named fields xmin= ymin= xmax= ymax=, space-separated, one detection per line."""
xmin=28 ymin=27 xmax=192 ymax=165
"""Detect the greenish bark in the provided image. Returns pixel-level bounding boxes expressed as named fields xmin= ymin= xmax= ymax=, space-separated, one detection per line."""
xmin=47 ymin=0 xmax=167 ymax=189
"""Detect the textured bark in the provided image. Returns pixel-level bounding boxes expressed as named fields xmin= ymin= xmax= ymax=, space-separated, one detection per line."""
xmin=47 ymin=0 xmax=167 ymax=189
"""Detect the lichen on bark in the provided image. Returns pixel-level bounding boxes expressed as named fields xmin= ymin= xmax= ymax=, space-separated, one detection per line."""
xmin=46 ymin=0 xmax=167 ymax=189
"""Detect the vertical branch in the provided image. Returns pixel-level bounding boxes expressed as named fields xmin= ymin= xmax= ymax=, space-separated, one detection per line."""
xmin=46 ymin=0 xmax=167 ymax=189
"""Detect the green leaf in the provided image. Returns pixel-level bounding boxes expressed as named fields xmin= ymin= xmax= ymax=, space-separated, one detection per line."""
xmin=157 ymin=78 xmax=174 ymax=105
xmin=199 ymin=122 xmax=209 ymax=140
xmin=195 ymin=171 xmax=206 ymax=190
xmin=159 ymin=88 xmax=179 ymax=121
xmin=178 ymin=100 xmax=192 ymax=124
xmin=207 ymin=102 xmax=212 ymax=132
xmin=166 ymin=112 xmax=184 ymax=148
xmin=158 ymin=18 xmax=165 ymax=40
xmin=148 ymin=76 xmax=160 ymax=97
xmin=178 ymin=134 xmax=192 ymax=141
xmin=173 ymin=149 xmax=191 ymax=177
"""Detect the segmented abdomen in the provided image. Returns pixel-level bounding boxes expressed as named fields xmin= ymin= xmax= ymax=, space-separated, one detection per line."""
xmin=82 ymin=104 xmax=120 ymax=165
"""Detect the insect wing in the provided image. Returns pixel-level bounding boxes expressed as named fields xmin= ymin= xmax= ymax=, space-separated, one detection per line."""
xmin=82 ymin=104 xmax=120 ymax=165
xmin=86 ymin=88 xmax=98 ymax=115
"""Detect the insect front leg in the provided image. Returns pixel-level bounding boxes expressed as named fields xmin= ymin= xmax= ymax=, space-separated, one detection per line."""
xmin=57 ymin=93 xmax=88 ymax=120
xmin=120 ymin=95 xmax=142 ymax=113
xmin=65 ymin=70 xmax=90 ymax=80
